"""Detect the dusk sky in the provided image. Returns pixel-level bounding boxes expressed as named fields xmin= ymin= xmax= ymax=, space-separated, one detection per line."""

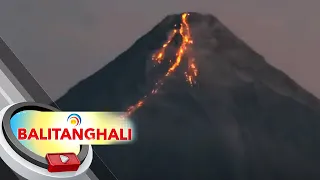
xmin=0 ymin=0 xmax=319 ymax=100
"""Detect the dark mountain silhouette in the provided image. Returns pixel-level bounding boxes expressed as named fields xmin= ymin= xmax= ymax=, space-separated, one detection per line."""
xmin=55 ymin=12 xmax=320 ymax=180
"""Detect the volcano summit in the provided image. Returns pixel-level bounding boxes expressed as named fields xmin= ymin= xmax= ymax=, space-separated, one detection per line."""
xmin=56 ymin=12 xmax=320 ymax=180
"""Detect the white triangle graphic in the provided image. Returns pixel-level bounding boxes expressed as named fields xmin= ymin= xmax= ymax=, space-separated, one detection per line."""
xmin=59 ymin=155 xmax=69 ymax=163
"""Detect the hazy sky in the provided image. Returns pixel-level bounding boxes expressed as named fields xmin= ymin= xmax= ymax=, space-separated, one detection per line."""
xmin=0 ymin=0 xmax=319 ymax=100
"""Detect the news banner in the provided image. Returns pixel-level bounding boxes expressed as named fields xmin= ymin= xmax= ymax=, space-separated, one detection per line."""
xmin=0 ymin=108 xmax=136 ymax=175
xmin=11 ymin=111 xmax=135 ymax=156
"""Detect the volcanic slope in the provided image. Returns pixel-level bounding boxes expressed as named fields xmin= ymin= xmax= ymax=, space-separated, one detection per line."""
xmin=56 ymin=12 xmax=320 ymax=180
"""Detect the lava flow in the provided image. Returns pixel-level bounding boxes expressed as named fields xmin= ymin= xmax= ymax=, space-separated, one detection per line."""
xmin=125 ymin=13 xmax=198 ymax=117
xmin=152 ymin=29 xmax=178 ymax=64
xmin=185 ymin=57 xmax=198 ymax=86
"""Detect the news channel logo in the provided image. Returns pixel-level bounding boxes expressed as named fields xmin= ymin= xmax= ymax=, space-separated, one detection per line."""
xmin=67 ymin=113 xmax=81 ymax=127
xmin=10 ymin=111 xmax=135 ymax=157
xmin=10 ymin=111 xmax=80 ymax=157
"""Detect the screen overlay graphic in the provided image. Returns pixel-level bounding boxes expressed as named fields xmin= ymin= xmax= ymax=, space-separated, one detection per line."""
xmin=10 ymin=111 xmax=135 ymax=157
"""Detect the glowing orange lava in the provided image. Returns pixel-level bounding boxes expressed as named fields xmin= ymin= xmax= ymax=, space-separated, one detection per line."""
xmin=185 ymin=57 xmax=198 ymax=86
xmin=124 ymin=13 xmax=198 ymax=117
xmin=152 ymin=29 xmax=178 ymax=64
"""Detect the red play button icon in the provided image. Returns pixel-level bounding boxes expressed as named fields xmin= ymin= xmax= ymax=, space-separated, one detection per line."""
xmin=46 ymin=153 xmax=80 ymax=172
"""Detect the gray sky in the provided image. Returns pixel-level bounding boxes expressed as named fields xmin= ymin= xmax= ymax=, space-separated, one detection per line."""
xmin=0 ymin=0 xmax=319 ymax=100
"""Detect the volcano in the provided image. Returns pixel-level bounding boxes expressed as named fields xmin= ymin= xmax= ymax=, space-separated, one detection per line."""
xmin=55 ymin=12 xmax=320 ymax=180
